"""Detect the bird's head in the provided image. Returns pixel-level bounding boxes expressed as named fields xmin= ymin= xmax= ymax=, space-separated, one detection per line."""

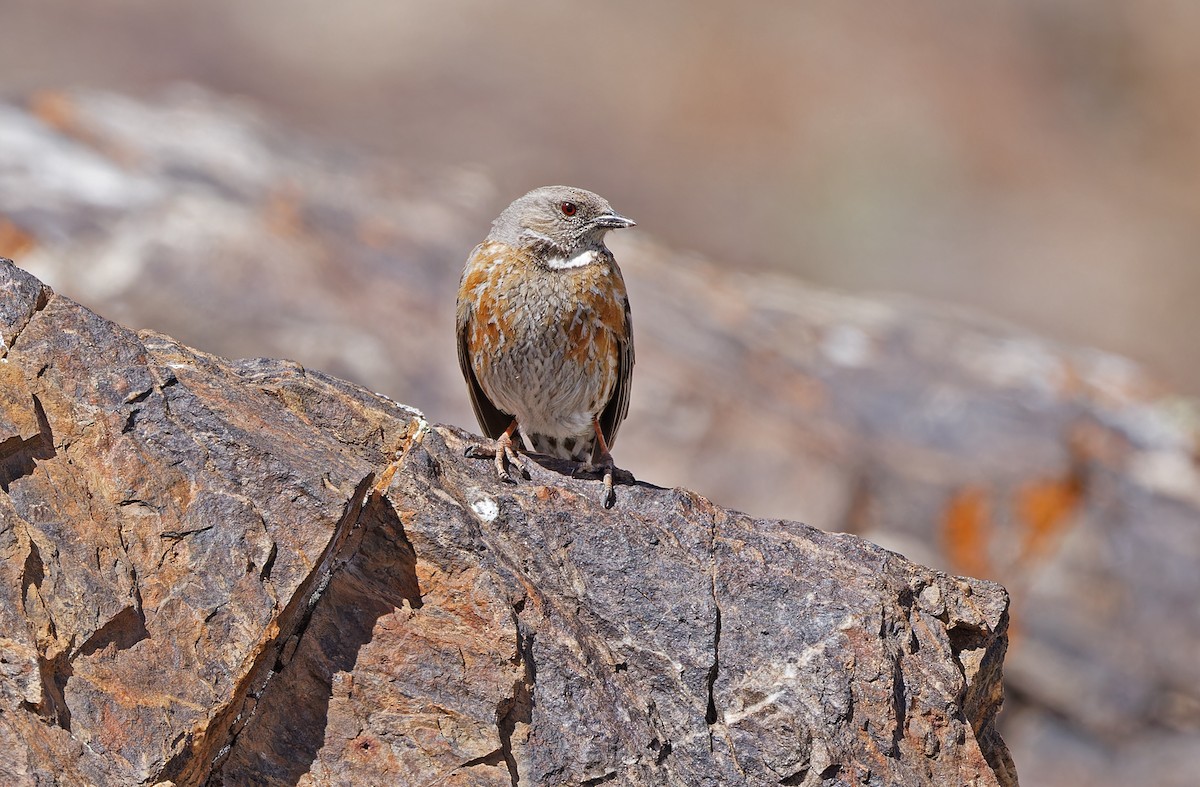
xmin=489 ymin=185 xmax=635 ymax=256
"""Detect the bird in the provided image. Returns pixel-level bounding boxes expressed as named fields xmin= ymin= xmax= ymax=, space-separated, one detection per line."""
xmin=456 ymin=185 xmax=636 ymax=508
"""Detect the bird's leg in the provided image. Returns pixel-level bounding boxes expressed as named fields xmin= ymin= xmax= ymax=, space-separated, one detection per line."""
xmin=494 ymin=421 xmax=524 ymax=483
xmin=464 ymin=419 xmax=526 ymax=483
xmin=590 ymin=418 xmax=633 ymax=509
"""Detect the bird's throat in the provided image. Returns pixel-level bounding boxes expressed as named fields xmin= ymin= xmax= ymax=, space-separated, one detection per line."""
xmin=544 ymin=248 xmax=602 ymax=270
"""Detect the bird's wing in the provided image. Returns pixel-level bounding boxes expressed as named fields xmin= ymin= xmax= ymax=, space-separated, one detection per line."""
xmin=457 ymin=249 xmax=516 ymax=441
xmin=597 ymin=297 xmax=634 ymax=452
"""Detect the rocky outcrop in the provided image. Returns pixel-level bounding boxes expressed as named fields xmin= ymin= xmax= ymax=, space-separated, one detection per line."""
xmin=0 ymin=259 xmax=1012 ymax=785
xmin=10 ymin=87 xmax=1200 ymax=786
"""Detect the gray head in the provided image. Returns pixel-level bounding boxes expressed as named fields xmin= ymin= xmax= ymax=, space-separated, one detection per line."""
xmin=488 ymin=185 xmax=635 ymax=254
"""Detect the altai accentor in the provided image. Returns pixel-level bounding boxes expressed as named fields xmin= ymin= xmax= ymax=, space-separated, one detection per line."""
xmin=456 ymin=185 xmax=635 ymax=508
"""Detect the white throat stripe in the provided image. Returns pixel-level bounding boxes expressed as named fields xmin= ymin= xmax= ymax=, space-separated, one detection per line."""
xmin=546 ymin=249 xmax=600 ymax=269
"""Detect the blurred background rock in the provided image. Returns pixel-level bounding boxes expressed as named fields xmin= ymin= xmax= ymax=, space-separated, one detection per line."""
xmin=2 ymin=2 xmax=1198 ymax=786
xmin=6 ymin=0 xmax=1200 ymax=394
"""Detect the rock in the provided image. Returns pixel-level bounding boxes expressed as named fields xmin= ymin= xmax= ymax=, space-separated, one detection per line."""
xmin=9 ymin=87 xmax=1199 ymax=787
xmin=0 ymin=259 xmax=1014 ymax=785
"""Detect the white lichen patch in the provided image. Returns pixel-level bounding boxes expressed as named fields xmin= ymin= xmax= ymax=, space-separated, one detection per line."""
xmin=471 ymin=496 xmax=499 ymax=523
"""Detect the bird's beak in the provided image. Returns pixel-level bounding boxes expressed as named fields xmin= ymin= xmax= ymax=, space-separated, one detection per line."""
xmin=592 ymin=212 xmax=636 ymax=229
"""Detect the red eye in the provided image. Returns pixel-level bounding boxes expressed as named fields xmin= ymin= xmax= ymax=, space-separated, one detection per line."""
xmin=560 ymin=201 xmax=577 ymax=217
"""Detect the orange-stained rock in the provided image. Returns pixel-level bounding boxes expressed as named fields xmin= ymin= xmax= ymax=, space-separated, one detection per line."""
xmin=0 ymin=260 xmax=1014 ymax=785
xmin=4 ymin=87 xmax=1200 ymax=786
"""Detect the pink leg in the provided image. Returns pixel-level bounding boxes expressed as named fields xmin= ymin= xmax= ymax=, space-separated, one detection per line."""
xmin=464 ymin=419 xmax=526 ymax=483
xmin=592 ymin=418 xmax=618 ymax=508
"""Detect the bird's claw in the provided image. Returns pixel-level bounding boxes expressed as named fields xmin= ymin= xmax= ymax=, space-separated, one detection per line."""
xmin=464 ymin=436 xmax=527 ymax=483
xmin=497 ymin=440 xmax=527 ymax=483
xmin=601 ymin=468 xmax=616 ymax=509
xmin=573 ymin=454 xmax=631 ymax=509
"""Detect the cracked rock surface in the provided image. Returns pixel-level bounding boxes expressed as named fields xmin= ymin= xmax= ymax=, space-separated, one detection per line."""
xmin=0 ymin=260 xmax=1014 ymax=785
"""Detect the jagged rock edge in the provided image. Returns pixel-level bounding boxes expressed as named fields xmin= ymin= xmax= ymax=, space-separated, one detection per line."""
xmin=0 ymin=259 xmax=53 ymax=361
xmin=705 ymin=505 xmax=722 ymax=731
xmin=157 ymin=472 xmax=376 ymax=786
xmin=446 ymin=606 xmax=531 ymax=786
xmin=500 ymin=604 xmax=535 ymax=785
xmin=948 ymin=588 xmax=1015 ymax=787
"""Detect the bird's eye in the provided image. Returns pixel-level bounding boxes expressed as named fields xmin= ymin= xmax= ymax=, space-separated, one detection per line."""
xmin=560 ymin=201 xmax=578 ymax=217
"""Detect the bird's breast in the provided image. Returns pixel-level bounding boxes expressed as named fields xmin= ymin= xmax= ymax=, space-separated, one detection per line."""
xmin=459 ymin=242 xmax=628 ymax=433
xmin=462 ymin=242 xmax=628 ymax=358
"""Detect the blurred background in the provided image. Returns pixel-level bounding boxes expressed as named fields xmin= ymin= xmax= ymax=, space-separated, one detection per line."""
xmin=5 ymin=0 xmax=1200 ymax=393
xmin=3 ymin=2 xmax=1199 ymax=785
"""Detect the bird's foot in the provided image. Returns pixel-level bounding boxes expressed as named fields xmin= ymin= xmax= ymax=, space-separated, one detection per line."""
xmin=573 ymin=453 xmax=634 ymax=509
xmin=464 ymin=433 xmax=528 ymax=483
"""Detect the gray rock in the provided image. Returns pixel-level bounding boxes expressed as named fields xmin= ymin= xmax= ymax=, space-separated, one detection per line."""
xmin=0 ymin=260 xmax=1013 ymax=785
xmin=12 ymin=88 xmax=1199 ymax=786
